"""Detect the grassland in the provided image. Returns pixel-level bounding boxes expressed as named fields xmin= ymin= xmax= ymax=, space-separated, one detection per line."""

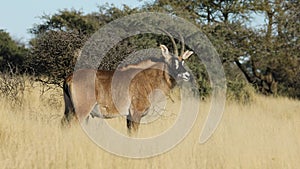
xmin=0 ymin=85 xmax=299 ymax=169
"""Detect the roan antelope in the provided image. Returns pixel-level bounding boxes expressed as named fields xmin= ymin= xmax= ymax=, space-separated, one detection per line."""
xmin=61 ymin=30 xmax=193 ymax=133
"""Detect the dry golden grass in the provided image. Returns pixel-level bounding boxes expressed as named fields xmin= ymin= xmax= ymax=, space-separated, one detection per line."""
xmin=0 ymin=85 xmax=299 ymax=169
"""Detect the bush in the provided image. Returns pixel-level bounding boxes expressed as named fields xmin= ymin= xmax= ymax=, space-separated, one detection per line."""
xmin=0 ymin=69 xmax=33 ymax=106
xmin=28 ymin=31 xmax=86 ymax=87
xmin=227 ymin=80 xmax=256 ymax=104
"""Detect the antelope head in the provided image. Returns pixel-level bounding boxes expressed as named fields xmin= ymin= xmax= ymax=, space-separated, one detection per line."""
xmin=160 ymin=30 xmax=193 ymax=82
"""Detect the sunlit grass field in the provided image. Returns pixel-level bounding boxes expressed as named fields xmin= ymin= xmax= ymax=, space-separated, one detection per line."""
xmin=0 ymin=84 xmax=299 ymax=169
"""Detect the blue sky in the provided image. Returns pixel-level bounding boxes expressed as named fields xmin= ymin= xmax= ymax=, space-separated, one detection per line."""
xmin=0 ymin=0 xmax=265 ymax=44
xmin=0 ymin=0 xmax=142 ymax=42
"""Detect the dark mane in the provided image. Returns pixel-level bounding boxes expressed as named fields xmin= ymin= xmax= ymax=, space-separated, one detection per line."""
xmin=117 ymin=57 xmax=165 ymax=71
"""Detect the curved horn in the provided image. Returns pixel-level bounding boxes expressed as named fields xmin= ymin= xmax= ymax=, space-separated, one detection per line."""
xmin=179 ymin=33 xmax=185 ymax=56
xmin=158 ymin=28 xmax=178 ymax=57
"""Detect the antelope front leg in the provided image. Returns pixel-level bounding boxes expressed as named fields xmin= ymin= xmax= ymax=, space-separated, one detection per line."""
xmin=126 ymin=108 xmax=142 ymax=136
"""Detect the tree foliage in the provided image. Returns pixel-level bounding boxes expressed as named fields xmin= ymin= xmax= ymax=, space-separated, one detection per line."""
xmin=28 ymin=31 xmax=86 ymax=87
xmin=2 ymin=1 xmax=299 ymax=100
xmin=0 ymin=30 xmax=28 ymax=72
xmin=144 ymin=0 xmax=299 ymax=99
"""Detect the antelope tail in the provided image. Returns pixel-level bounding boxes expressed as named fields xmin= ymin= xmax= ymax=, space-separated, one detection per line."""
xmin=61 ymin=78 xmax=76 ymax=126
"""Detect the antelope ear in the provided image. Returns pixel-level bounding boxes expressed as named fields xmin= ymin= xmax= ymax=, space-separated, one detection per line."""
xmin=182 ymin=50 xmax=193 ymax=60
xmin=160 ymin=45 xmax=172 ymax=60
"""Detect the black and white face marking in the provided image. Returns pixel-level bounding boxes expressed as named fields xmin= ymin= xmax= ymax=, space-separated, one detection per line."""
xmin=160 ymin=44 xmax=193 ymax=82
xmin=175 ymin=59 xmax=179 ymax=69
xmin=170 ymin=58 xmax=190 ymax=81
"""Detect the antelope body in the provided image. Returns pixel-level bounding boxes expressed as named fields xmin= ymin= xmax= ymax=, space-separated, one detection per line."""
xmin=61 ymin=31 xmax=193 ymax=133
